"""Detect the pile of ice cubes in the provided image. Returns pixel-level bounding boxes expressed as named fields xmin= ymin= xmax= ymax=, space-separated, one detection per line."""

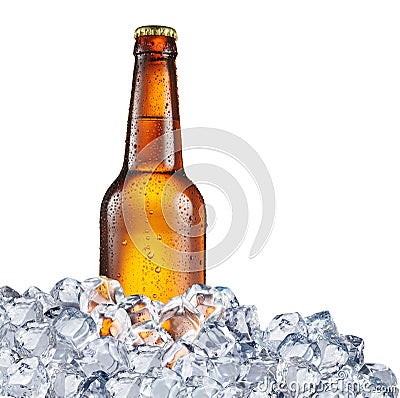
xmin=0 ymin=277 xmax=397 ymax=397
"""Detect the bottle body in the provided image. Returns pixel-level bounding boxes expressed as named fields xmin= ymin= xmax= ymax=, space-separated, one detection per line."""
xmin=100 ymin=28 xmax=206 ymax=302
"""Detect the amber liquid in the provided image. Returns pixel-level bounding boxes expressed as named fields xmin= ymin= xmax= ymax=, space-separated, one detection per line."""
xmin=100 ymin=35 xmax=206 ymax=302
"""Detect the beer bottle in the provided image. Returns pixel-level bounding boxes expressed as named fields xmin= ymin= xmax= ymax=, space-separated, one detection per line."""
xmin=100 ymin=26 xmax=206 ymax=302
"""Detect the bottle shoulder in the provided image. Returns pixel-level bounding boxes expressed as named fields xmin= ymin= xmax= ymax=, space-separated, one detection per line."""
xmin=101 ymin=169 xmax=204 ymax=203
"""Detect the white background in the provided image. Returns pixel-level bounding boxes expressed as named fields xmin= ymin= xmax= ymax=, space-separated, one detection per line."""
xmin=0 ymin=1 xmax=399 ymax=375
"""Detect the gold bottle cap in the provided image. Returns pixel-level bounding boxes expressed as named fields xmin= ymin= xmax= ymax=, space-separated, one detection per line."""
xmin=134 ymin=25 xmax=178 ymax=40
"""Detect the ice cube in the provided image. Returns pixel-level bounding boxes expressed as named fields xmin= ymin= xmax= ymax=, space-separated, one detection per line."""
xmin=237 ymin=357 xmax=276 ymax=388
xmin=162 ymin=341 xmax=192 ymax=369
xmin=51 ymin=338 xmax=79 ymax=364
xmin=53 ymin=307 xmax=98 ymax=350
xmin=76 ymin=370 xmax=109 ymax=397
xmin=232 ymin=341 xmax=266 ymax=363
xmin=0 ymin=286 xmax=20 ymax=304
xmin=360 ymin=363 xmax=397 ymax=389
xmin=359 ymin=372 xmax=398 ymax=398
xmin=4 ymin=357 xmax=49 ymax=398
xmin=318 ymin=333 xmax=349 ymax=377
xmin=43 ymin=306 xmax=63 ymax=321
xmin=264 ymin=312 xmax=308 ymax=352
xmin=184 ymin=375 xmax=223 ymax=397
xmin=118 ymin=295 xmax=159 ymax=327
xmin=4 ymin=297 xmax=43 ymax=327
xmin=105 ymin=370 xmax=142 ymax=397
xmin=23 ymin=286 xmax=58 ymax=314
xmin=317 ymin=364 xmax=357 ymax=397
xmin=128 ymin=345 xmax=163 ymax=374
xmin=50 ymin=278 xmax=83 ymax=309
xmin=0 ymin=345 xmax=19 ymax=375
xmin=160 ymin=296 xmax=202 ymax=341
xmin=91 ymin=303 xmax=131 ymax=340
xmin=277 ymin=333 xmax=321 ymax=366
xmin=224 ymin=305 xmax=260 ymax=343
xmin=184 ymin=284 xmax=239 ymax=322
xmin=140 ymin=367 xmax=183 ymax=398
xmin=193 ymin=324 xmax=236 ymax=358
xmin=305 ymin=311 xmax=338 ymax=342
xmin=14 ymin=321 xmax=56 ymax=365
xmin=80 ymin=276 xmax=125 ymax=313
xmin=276 ymin=357 xmax=321 ymax=397
xmin=75 ymin=336 xmax=129 ymax=377
xmin=0 ymin=306 xmax=10 ymax=340
xmin=215 ymin=384 xmax=246 ymax=397
xmin=173 ymin=353 xmax=211 ymax=380
xmin=209 ymin=356 xmax=241 ymax=387
xmin=47 ymin=362 xmax=86 ymax=398
xmin=126 ymin=320 xmax=172 ymax=348
xmin=342 ymin=334 xmax=365 ymax=369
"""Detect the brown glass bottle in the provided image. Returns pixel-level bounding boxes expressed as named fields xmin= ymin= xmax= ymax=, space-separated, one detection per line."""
xmin=100 ymin=26 xmax=206 ymax=303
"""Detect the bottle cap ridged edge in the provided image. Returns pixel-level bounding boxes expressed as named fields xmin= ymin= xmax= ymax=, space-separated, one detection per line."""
xmin=134 ymin=25 xmax=178 ymax=40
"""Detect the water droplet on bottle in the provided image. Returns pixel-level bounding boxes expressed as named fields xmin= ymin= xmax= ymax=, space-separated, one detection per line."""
xmin=149 ymin=210 xmax=154 ymax=215
xmin=122 ymin=240 xmax=128 ymax=246
xmin=155 ymin=266 xmax=161 ymax=273
xmin=152 ymin=293 xmax=157 ymax=299
xmin=157 ymin=234 xmax=162 ymax=240
xmin=147 ymin=251 xmax=155 ymax=259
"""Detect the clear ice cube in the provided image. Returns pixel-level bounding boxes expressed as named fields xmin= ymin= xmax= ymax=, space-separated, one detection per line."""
xmin=53 ymin=307 xmax=98 ymax=350
xmin=75 ymin=336 xmax=129 ymax=377
xmin=0 ymin=286 xmax=20 ymax=304
xmin=215 ymin=384 xmax=246 ymax=397
xmin=237 ymin=357 xmax=276 ymax=388
xmin=0 ymin=305 xmax=10 ymax=340
xmin=4 ymin=357 xmax=49 ymax=398
xmin=128 ymin=345 xmax=163 ymax=374
xmin=193 ymin=324 xmax=236 ymax=358
xmin=343 ymin=334 xmax=365 ymax=369
xmin=23 ymin=286 xmax=58 ymax=314
xmin=51 ymin=338 xmax=79 ymax=364
xmin=4 ymin=297 xmax=43 ymax=327
xmin=277 ymin=333 xmax=321 ymax=366
xmin=209 ymin=356 xmax=241 ymax=388
xmin=91 ymin=303 xmax=131 ymax=340
xmin=14 ymin=321 xmax=56 ymax=365
xmin=184 ymin=284 xmax=239 ymax=322
xmin=305 ymin=311 xmax=338 ymax=342
xmin=318 ymin=333 xmax=349 ymax=376
xmin=125 ymin=320 xmax=172 ymax=348
xmin=276 ymin=357 xmax=321 ymax=397
xmin=264 ymin=312 xmax=308 ymax=352
xmin=105 ymin=370 xmax=142 ymax=397
xmin=76 ymin=370 xmax=109 ymax=397
xmin=184 ymin=375 xmax=223 ymax=397
xmin=173 ymin=353 xmax=211 ymax=380
xmin=80 ymin=276 xmax=125 ymax=313
xmin=224 ymin=305 xmax=260 ymax=343
xmin=140 ymin=367 xmax=183 ymax=398
xmin=162 ymin=341 xmax=192 ymax=369
xmin=0 ymin=345 xmax=19 ymax=375
xmin=50 ymin=278 xmax=83 ymax=309
xmin=160 ymin=296 xmax=202 ymax=341
xmin=360 ymin=363 xmax=398 ymax=389
xmin=118 ymin=295 xmax=159 ymax=327
xmin=47 ymin=362 xmax=86 ymax=398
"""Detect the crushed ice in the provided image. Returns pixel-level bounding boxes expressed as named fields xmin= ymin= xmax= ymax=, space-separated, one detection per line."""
xmin=0 ymin=278 xmax=397 ymax=397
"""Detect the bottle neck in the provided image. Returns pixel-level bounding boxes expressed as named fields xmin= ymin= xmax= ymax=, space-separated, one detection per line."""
xmin=124 ymin=35 xmax=183 ymax=173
